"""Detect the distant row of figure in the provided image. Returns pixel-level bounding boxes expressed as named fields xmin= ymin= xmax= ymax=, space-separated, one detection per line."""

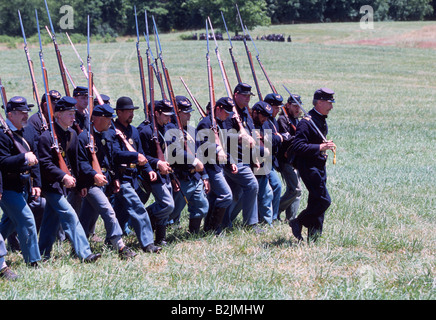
xmin=188 ymin=33 xmax=291 ymax=42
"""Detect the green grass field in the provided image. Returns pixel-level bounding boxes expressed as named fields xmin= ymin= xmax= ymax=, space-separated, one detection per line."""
xmin=0 ymin=21 xmax=435 ymax=300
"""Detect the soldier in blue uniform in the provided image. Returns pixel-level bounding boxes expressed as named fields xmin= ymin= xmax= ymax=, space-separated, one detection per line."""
xmin=0 ymin=174 xmax=18 ymax=279
xmin=167 ymin=96 xmax=209 ymax=234
xmin=196 ymin=97 xmax=237 ymax=233
xmin=277 ymin=94 xmax=303 ymax=222
xmin=77 ymin=103 xmax=137 ymax=258
xmin=251 ymin=101 xmax=274 ymax=225
xmin=0 ymin=96 xmax=41 ymax=266
xmin=222 ymin=83 xmax=260 ymax=231
xmin=72 ymin=86 xmax=89 ymax=135
xmin=37 ymin=96 xmax=101 ymax=262
xmin=262 ymin=93 xmax=284 ymax=224
xmin=109 ymin=96 xmax=161 ymax=253
xmin=28 ymin=89 xmax=61 ymax=137
xmin=138 ymin=100 xmax=177 ymax=244
xmin=290 ymin=88 xmax=336 ymax=242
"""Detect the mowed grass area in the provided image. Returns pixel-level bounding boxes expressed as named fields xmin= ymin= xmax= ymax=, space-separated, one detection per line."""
xmin=0 ymin=21 xmax=435 ymax=300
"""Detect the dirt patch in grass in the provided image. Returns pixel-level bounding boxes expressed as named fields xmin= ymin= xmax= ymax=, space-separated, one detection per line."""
xmin=343 ymin=25 xmax=436 ymax=49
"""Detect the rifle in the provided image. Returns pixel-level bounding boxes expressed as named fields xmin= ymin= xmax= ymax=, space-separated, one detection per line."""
xmin=207 ymin=17 xmax=248 ymax=138
xmin=244 ymin=25 xmax=292 ymax=124
xmin=44 ymin=0 xmax=71 ymax=96
xmin=144 ymin=11 xmax=164 ymax=100
xmin=65 ymin=32 xmax=103 ymax=105
xmin=282 ymin=85 xmax=336 ymax=164
xmin=143 ymin=11 xmax=164 ymax=160
xmin=152 ymin=17 xmax=183 ymax=129
xmin=134 ymin=6 xmax=149 ymax=124
xmin=65 ymin=32 xmax=134 ymax=154
xmin=179 ymin=77 xmax=206 ymax=118
xmin=236 ymin=4 xmax=262 ymax=101
xmin=206 ymin=20 xmax=227 ymax=164
xmin=18 ymin=10 xmax=48 ymax=132
xmin=36 ymin=9 xmax=70 ymax=174
xmin=86 ymin=16 xmax=104 ymax=176
xmin=207 ymin=17 xmax=232 ymax=98
xmin=0 ymin=78 xmax=29 ymax=154
xmin=221 ymin=11 xmax=242 ymax=84
xmin=152 ymin=18 xmax=190 ymax=202
xmin=150 ymin=20 xmax=167 ymax=100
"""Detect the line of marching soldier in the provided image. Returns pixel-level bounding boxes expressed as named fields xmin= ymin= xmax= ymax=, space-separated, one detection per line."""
xmin=0 ymin=82 xmax=336 ymax=280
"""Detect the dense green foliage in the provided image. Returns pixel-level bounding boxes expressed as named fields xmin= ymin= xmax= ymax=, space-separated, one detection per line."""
xmin=0 ymin=0 xmax=434 ymax=38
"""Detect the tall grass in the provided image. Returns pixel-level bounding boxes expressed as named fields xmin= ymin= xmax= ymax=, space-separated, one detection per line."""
xmin=0 ymin=21 xmax=434 ymax=300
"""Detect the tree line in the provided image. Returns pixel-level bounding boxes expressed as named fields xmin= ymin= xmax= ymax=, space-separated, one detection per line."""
xmin=0 ymin=0 xmax=434 ymax=38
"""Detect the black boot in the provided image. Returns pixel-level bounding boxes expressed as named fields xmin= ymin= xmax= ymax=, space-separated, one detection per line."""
xmin=203 ymin=206 xmax=214 ymax=232
xmin=155 ymin=224 xmax=167 ymax=246
xmin=188 ymin=217 xmax=202 ymax=234
xmin=206 ymin=207 xmax=227 ymax=233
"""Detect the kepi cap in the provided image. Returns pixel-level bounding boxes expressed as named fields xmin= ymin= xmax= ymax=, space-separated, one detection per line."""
xmin=92 ymin=103 xmax=115 ymax=118
xmin=215 ymin=97 xmax=235 ymax=114
xmin=287 ymin=94 xmax=303 ymax=105
xmin=55 ymin=96 xmax=77 ymax=112
xmin=73 ymin=86 xmax=88 ymax=97
xmin=41 ymin=90 xmax=61 ymax=105
xmin=313 ymin=87 xmax=335 ymax=103
xmin=94 ymin=94 xmax=110 ymax=106
xmin=176 ymin=96 xmax=193 ymax=113
xmin=155 ymin=99 xmax=174 ymax=116
xmin=4 ymin=96 xmax=33 ymax=113
xmin=252 ymin=101 xmax=273 ymax=117
xmin=264 ymin=93 xmax=284 ymax=106
xmin=234 ymin=83 xmax=255 ymax=96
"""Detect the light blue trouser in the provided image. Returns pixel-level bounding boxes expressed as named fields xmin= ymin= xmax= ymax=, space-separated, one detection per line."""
xmin=0 ymin=190 xmax=41 ymax=264
xmin=79 ymin=186 xmax=123 ymax=245
xmin=0 ymin=233 xmax=6 ymax=268
xmin=257 ymin=175 xmax=274 ymax=225
xmin=223 ymin=164 xmax=259 ymax=228
xmin=169 ymin=178 xmax=209 ymax=224
xmin=112 ymin=182 xmax=154 ymax=248
xmin=146 ymin=180 xmax=174 ymax=226
xmin=268 ymin=168 xmax=282 ymax=221
xmin=279 ymin=163 xmax=302 ymax=221
xmin=206 ymin=169 xmax=233 ymax=210
xmin=39 ymin=191 xmax=92 ymax=260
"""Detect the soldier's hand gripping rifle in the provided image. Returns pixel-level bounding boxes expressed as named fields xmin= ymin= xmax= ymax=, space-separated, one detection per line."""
xmin=236 ymin=4 xmax=262 ymax=101
xmin=283 ymin=85 xmax=336 ymax=164
xmin=221 ymin=11 xmax=242 ymax=85
xmin=86 ymin=16 xmax=104 ymax=177
xmin=44 ymin=0 xmax=71 ymax=96
xmin=36 ymin=9 xmax=69 ymax=174
xmin=0 ymin=78 xmax=31 ymax=155
xmin=18 ymin=10 xmax=48 ymax=132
